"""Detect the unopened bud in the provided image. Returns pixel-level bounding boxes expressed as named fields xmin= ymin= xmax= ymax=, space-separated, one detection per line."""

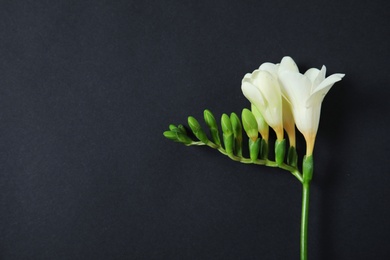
xmin=230 ymin=112 xmax=243 ymax=156
xmin=221 ymin=114 xmax=234 ymax=155
xmin=204 ymin=109 xmax=221 ymax=145
xmin=188 ymin=116 xmax=209 ymax=144
xmin=241 ymin=108 xmax=258 ymax=141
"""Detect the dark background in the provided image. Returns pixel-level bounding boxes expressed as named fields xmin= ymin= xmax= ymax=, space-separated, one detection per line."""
xmin=0 ymin=0 xmax=389 ymax=259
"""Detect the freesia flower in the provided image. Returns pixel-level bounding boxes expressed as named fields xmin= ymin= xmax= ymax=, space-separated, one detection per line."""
xmin=278 ymin=56 xmax=345 ymax=156
xmin=242 ymin=61 xmax=296 ymax=147
xmin=241 ymin=68 xmax=284 ymax=141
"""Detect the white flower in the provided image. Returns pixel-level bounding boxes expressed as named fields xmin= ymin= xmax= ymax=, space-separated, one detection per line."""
xmin=242 ymin=61 xmax=296 ymax=145
xmin=241 ymin=68 xmax=284 ymax=140
xmin=278 ymin=56 xmax=345 ymax=155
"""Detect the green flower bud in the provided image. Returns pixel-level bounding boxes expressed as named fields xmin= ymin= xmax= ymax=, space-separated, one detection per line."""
xmin=251 ymin=104 xmax=269 ymax=141
xmin=260 ymin=139 xmax=268 ymax=160
xmin=169 ymin=124 xmax=177 ymax=131
xmin=176 ymin=131 xmax=193 ymax=145
xmin=287 ymin=146 xmax=298 ymax=168
xmin=188 ymin=116 xmax=209 ymax=144
xmin=177 ymin=124 xmax=187 ymax=135
xmin=249 ymin=138 xmax=261 ymax=162
xmin=275 ymin=139 xmax=286 ymax=166
xmin=241 ymin=108 xmax=258 ymax=141
xmin=230 ymin=112 xmax=243 ymax=157
xmin=303 ymin=155 xmax=313 ymax=183
xmin=204 ymin=109 xmax=221 ymax=145
xmin=163 ymin=130 xmax=177 ymax=141
xmin=221 ymin=114 xmax=234 ymax=155
xmin=221 ymin=114 xmax=233 ymax=135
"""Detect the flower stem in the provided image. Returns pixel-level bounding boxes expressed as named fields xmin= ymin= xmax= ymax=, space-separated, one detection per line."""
xmin=300 ymin=181 xmax=310 ymax=260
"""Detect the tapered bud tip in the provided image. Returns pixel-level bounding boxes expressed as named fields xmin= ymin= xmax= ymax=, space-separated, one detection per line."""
xmin=230 ymin=112 xmax=242 ymax=137
xmin=169 ymin=124 xmax=177 ymax=131
xmin=177 ymin=124 xmax=187 ymax=134
xmin=204 ymin=109 xmax=217 ymax=128
xmin=221 ymin=114 xmax=233 ymax=134
xmin=163 ymin=131 xmax=177 ymax=141
xmin=188 ymin=116 xmax=201 ymax=131
xmin=241 ymin=108 xmax=258 ymax=141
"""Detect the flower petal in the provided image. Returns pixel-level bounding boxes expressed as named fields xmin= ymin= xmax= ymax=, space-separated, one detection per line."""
xmin=278 ymin=71 xmax=312 ymax=107
xmin=304 ymin=68 xmax=320 ymax=84
xmin=241 ymin=81 xmax=267 ymax=108
xmin=259 ymin=62 xmax=279 ymax=78
xmin=313 ymin=65 xmax=326 ymax=88
xmin=255 ymin=71 xmax=282 ymax=107
xmin=306 ymin=73 xmax=345 ymax=107
xmin=278 ymin=56 xmax=299 ymax=73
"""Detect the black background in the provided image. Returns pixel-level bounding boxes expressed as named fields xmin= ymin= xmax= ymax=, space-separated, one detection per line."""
xmin=0 ymin=0 xmax=389 ymax=259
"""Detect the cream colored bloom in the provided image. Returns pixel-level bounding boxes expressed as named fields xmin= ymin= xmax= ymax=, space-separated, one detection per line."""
xmin=278 ymin=56 xmax=345 ymax=155
xmin=242 ymin=61 xmax=296 ymax=145
xmin=241 ymin=68 xmax=284 ymax=140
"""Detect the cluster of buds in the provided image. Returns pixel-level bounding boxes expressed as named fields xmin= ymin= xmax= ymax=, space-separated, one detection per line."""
xmin=164 ymin=57 xmax=344 ymax=182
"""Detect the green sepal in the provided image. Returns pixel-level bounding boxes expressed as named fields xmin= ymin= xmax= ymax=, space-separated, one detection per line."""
xmin=230 ymin=112 xmax=243 ymax=156
xmin=260 ymin=139 xmax=268 ymax=160
xmin=303 ymin=155 xmax=314 ymax=183
xmin=241 ymin=108 xmax=258 ymax=141
xmin=275 ymin=139 xmax=286 ymax=166
xmin=249 ymin=138 xmax=261 ymax=162
xmin=204 ymin=109 xmax=221 ymax=145
xmin=287 ymin=146 xmax=298 ymax=168
xmin=221 ymin=114 xmax=234 ymax=155
xmin=188 ymin=116 xmax=209 ymax=144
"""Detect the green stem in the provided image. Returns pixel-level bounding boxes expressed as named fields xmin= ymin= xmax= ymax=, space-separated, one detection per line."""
xmin=300 ymin=181 xmax=310 ymax=260
xmin=187 ymin=140 xmax=304 ymax=183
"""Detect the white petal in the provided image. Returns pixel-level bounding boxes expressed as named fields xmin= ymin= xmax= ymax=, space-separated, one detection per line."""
xmin=241 ymin=82 xmax=267 ymax=108
xmin=313 ymin=65 xmax=326 ymax=87
xmin=306 ymin=73 xmax=345 ymax=107
xmin=278 ymin=71 xmax=312 ymax=108
xmin=255 ymin=71 xmax=282 ymax=106
xmin=292 ymin=105 xmax=322 ymax=138
xmin=278 ymin=56 xmax=299 ymax=73
xmin=304 ymin=68 xmax=320 ymax=84
xmin=259 ymin=62 xmax=279 ymax=78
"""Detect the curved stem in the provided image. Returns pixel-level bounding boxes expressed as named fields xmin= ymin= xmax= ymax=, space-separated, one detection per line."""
xmin=300 ymin=181 xmax=310 ymax=260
